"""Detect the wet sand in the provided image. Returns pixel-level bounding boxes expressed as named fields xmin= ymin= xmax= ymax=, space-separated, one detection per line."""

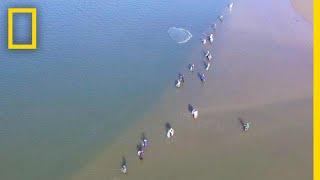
xmin=69 ymin=0 xmax=312 ymax=179
xmin=290 ymin=0 xmax=313 ymax=23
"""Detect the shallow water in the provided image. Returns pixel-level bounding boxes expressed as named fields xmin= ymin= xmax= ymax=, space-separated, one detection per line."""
xmin=69 ymin=0 xmax=312 ymax=179
xmin=0 ymin=0 xmax=229 ymax=179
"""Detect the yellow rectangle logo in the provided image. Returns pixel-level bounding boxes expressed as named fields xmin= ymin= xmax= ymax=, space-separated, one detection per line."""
xmin=8 ymin=8 xmax=37 ymax=50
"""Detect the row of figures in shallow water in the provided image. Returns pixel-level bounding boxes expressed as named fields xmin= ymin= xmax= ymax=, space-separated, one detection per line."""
xmin=175 ymin=73 xmax=185 ymax=88
xmin=120 ymin=133 xmax=149 ymax=174
xmin=136 ymin=133 xmax=149 ymax=160
xmin=202 ymin=2 xmax=233 ymax=45
xmin=175 ymin=3 xmax=235 ymax=89
xmin=175 ymin=50 xmax=212 ymax=87
xmin=202 ymin=33 xmax=214 ymax=45
xmin=120 ymin=118 xmax=251 ymax=175
xmin=175 ymin=15 xmax=217 ymax=88
xmin=120 ymin=105 xmax=200 ymax=174
xmin=120 ymin=1 xmax=236 ymax=175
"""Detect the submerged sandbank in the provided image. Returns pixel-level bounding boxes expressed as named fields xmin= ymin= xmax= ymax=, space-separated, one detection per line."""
xmin=69 ymin=0 xmax=312 ymax=179
xmin=290 ymin=0 xmax=313 ymax=23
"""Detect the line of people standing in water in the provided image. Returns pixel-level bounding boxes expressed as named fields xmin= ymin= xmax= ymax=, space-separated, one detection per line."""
xmin=120 ymin=2 xmax=250 ymax=175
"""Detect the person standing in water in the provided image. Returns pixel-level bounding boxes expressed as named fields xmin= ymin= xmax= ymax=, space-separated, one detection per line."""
xmin=243 ymin=121 xmax=251 ymax=132
xmin=141 ymin=133 xmax=149 ymax=148
xmin=121 ymin=164 xmax=127 ymax=174
xmin=178 ymin=73 xmax=185 ymax=83
xmin=189 ymin=64 xmax=195 ymax=72
xmin=136 ymin=144 xmax=144 ymax=160
xmin=165 ymin=122 xmax=175 ymax=138
xmin=239 ymin=118 xmax=251 ymax=132
xmin=120 ymin=157 xmax=128 ymax=174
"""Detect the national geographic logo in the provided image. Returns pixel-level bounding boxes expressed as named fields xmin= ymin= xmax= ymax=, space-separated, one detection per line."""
xmin=7 ymin=8 xmax=37 ymax=50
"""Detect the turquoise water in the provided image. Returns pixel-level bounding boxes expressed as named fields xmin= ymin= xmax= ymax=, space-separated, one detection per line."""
xmin=0 ymin=0 xmax=228 ymax=179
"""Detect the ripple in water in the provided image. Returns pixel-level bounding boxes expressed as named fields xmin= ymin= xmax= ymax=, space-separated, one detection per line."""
xmin=167 ymin=27 xmax=192 ymax=44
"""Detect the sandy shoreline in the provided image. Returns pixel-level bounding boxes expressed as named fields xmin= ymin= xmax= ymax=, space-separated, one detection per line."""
xmin=69 ymin=0 xmax=312 ymax=179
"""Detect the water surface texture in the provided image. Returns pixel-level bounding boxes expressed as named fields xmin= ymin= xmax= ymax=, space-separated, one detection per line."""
xmin=0 ymin=0 xmax=228 ymax=179
xmin=167 ymin=27 xmax=193 ymax=44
